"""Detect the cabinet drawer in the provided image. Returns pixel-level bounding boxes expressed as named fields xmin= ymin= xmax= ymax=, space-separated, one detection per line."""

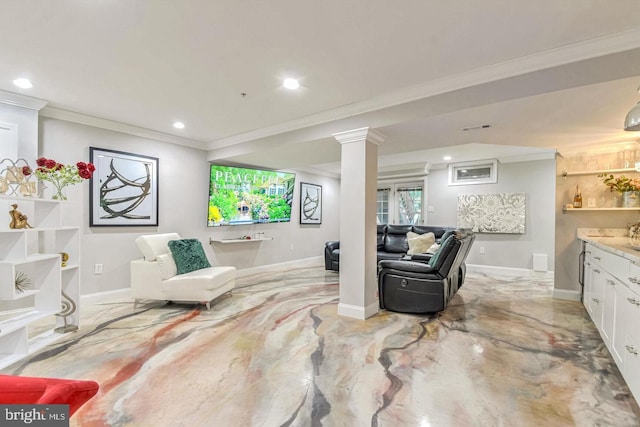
xmin=586 ymin=244 xmax=630 ymax=283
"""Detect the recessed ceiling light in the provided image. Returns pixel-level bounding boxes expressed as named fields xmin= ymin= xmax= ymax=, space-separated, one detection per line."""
xmin=12 ymin=78 xmax=32 ymax=89
xmin=283 ymin=78 xmax=300 ymax=90
xmin=172 ymin=121 xmax=185 ymax=129
xmin=443 ymin=156 xmax=452 ymax=161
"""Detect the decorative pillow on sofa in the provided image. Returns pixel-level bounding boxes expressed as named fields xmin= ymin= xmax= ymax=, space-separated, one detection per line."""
xmin=426 ymin=242 xmax=440 ymax=254
xmin=157 ymin=253 xmax=178 ymax=280
xmin=406 ymin=231 xmax=436 ymax=255
xmin=167 ymin=239 xmax=211 ymax=275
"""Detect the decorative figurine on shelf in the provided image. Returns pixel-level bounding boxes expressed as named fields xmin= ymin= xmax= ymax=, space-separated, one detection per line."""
xmin=60 ymin=252 xmax=69 ymax=267
xmin=9 ymin=204 xmax=33 ymax=229
xmin=14 ymin=271 xmax=30 ymax=293
xmin=0 ymin=159 xmax=37 ymax=197
xmin=54 ymin=290 xmax=79 ymax=333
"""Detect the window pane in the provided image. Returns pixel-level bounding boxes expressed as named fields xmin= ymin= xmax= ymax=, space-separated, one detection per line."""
xmin=377 ymin=188 xmax=389 ymax=224
xmin=397 ymin=187 xmax=422 ymax=225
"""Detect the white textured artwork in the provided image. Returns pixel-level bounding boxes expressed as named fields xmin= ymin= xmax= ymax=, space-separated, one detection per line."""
xmin=457 ymin=193 xmax=526 ymax=234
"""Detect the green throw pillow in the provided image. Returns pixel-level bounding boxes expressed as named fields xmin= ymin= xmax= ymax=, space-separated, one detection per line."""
xmin=167 ymin=239 xmax=211 ymax=275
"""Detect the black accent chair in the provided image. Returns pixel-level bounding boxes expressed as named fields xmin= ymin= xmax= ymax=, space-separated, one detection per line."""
xmin=378 ymin=230 xmax=475 ymax=314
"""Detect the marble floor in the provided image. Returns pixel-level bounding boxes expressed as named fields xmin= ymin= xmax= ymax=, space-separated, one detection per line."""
xmin=3 ymin=267 xmax=640 ymax=426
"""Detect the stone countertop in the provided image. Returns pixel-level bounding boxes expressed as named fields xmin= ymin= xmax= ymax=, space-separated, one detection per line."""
xmin=577 ymin=227 xmax=640 ymax=263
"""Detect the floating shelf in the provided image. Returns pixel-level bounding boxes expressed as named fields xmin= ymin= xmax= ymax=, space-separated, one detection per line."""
xmin=561 ymin=167 xmax=637 ymax=177
xmin=563 ymin=207 xmax=640 ymax=212
xmin=209 ymin=237 xmax=273 ymax=244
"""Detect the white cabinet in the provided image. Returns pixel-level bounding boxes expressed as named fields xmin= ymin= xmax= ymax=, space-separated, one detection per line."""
xmin=582 ymin=241 xmax=640 ymax=403
xmin=0 ymin=195 xmax=80 ymax=370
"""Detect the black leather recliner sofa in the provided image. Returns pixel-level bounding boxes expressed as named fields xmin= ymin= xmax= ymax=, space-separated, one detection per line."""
xmin=377 ymin=229 xmax=475 ymax=314
xmin=324 ymin=224 xmax=457 ymax=272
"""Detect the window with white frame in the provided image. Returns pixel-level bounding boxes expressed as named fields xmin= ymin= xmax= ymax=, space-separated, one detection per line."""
xmin=377 ymin=183 xmax=423 ymax=224
xmin=448 ymin=159 xmax=498 ymax=186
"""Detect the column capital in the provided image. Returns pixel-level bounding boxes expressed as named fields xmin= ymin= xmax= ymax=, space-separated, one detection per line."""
xmin=332 ymin=127 xmax=384 ymax=145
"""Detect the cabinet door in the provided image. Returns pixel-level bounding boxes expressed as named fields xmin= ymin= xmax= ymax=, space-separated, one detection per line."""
xmin=623 ymin=289 xmax=640 ymax=403
xmin=601 ymin=273 xmax=618 ymax=349
xmin=613 ymin=284 xmax=633 ymax=369
xmin=588 ymin=263 xmax=604 ymax=325
xmin=583 ymin=261 xmax=593 ymax=314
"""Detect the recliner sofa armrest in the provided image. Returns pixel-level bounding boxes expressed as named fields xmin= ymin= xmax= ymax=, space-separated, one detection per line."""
xmin=378 ymin=259 xmax=436 ymax=274
xmin=409 ymin=253 xmax=432 ymax=263
xmin=325 ymin=241 xmax=340 ymax=251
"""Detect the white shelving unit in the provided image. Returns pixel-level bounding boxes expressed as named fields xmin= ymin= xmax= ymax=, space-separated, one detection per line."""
xmin=0 ymin=195 xmax=80 ymax=370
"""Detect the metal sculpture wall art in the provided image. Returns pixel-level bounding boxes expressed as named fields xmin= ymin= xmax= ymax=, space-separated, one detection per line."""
xmin=89 ymin=148 xmax=159 ymax=226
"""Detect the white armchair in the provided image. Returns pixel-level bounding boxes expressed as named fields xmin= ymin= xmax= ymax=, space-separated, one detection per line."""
xmin=130 ymin=233 xmax=236 ymax=310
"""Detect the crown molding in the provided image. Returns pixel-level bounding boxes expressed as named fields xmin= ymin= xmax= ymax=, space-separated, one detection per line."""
xmin=332 ymin=127 xmax=385 ymax=145
xmin=498 ymin=151 xmax=558 ymax=164
xmin=40 ymin=106 xmax=208 ymax=150
xmin=294 ymin=165 xmax=340 ymax=180
xmin=208 ymin=28 xmax=640 ymax=150
xmin=0 ymin=90 xmax=48 ymax=110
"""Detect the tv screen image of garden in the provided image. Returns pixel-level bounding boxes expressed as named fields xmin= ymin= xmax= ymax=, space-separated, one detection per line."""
xmin=207 ymin=165 xmax=295 ymax=226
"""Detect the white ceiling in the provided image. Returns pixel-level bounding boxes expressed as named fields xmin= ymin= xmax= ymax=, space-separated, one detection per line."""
xmin=2 ymin=1 xmax=640 ymax=176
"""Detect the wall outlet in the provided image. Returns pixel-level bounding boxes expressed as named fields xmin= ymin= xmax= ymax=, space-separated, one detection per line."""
xmin=94 ymin=264 xmax=103 ymax=274
xmin=479 ymin=247 xmax=485 ymax=254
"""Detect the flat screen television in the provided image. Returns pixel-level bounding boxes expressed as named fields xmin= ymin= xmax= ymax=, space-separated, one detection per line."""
xmin=207 ymin=164 xmax=296 ymax=226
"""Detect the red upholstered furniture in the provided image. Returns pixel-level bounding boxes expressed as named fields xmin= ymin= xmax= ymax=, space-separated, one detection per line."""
xmin=0 ymin=374 xmax=99 ymax=416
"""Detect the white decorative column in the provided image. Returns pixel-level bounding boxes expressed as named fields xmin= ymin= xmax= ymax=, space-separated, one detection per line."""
xmin=332 ymin=127 xmax=384 ymax=319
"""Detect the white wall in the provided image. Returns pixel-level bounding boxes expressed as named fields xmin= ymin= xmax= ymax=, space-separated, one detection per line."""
xmin=39 ymin=118 xmax=340 ymax=295
xmin=425 ymin=158 xmax=556 ymax=271
xmin=0 ymin=103 xmax=39 ymax=161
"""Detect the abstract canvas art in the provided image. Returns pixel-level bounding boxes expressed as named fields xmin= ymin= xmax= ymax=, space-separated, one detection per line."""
xmin=300 ymin=182 xmax=322 ymax=224
xmin=457 ymin=192 xmax=525 ymax=234
xmin=89 ymin=147 xmax=159 ymax=226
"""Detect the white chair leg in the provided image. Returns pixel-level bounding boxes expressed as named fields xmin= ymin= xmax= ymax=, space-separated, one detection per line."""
xmin=134 ymin=299 xmax=140 ymax=309
xmin=205 ymin=301 xmax=211 ymax=310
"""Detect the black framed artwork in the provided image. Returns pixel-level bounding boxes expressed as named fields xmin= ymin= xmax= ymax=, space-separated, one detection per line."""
xmin=300 ymin=182 xmax=322 ymax=225
xmin=89 ymin=147 xmax=159 ymax=226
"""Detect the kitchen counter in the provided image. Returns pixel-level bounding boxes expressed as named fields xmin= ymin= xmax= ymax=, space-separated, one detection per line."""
xmin=577 ymin=227 xmax=640 ymax=263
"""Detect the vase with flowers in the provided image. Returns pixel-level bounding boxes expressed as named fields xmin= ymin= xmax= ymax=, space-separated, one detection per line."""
xmin=598 ymin=173 xmax=640 ymax=207
xmin=24 ymin=157 xmax=95 ymax=200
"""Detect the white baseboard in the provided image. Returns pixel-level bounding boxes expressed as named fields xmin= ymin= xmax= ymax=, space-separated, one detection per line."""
xmin=552 ymin=289 xmax=582 ymax=301
xmin=236 ymin=256 xmax=323 ymax=278
xmin=81 ymin=288 xmax=132 ymax=305
xmin=337 ymin=302 xmax=379 ymax=319
xmin=467 ymin=264 xmax=554 ymax=279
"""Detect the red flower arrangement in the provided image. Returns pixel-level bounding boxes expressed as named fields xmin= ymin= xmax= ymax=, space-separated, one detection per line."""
xmin=24 ymin=157 xmax=96 ymax=200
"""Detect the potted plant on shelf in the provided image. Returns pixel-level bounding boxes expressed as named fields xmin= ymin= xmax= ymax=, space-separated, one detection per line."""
xmin=598 ymin=173 xmax=640 ymax=207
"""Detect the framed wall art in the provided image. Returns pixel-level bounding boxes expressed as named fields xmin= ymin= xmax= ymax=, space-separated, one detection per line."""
xmin=89 ymin=147 xmax=159 ymax=226
xmin=300 ymin=182 xmax=322 ymax=225
xmin=457 ymin=192 xmax=525 ymax=234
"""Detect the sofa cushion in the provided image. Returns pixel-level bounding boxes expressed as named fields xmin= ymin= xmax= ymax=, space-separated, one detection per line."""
xmin=157 ymin=253 xmax=178 ymax=280
xmin=384 ymin=224 xmax=412 ymax=253
xmin=377 ymin=224 xmax=386 ymax=250
xmin=135 ymin=233 xmax=182 ymax=261
xmin=168 ymin=239 xmax=212 ymax=275
xmin=406 ymin=231 xmax=435 ymax=255
xmin=428 ymin=235 xmax=456 ymax=270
